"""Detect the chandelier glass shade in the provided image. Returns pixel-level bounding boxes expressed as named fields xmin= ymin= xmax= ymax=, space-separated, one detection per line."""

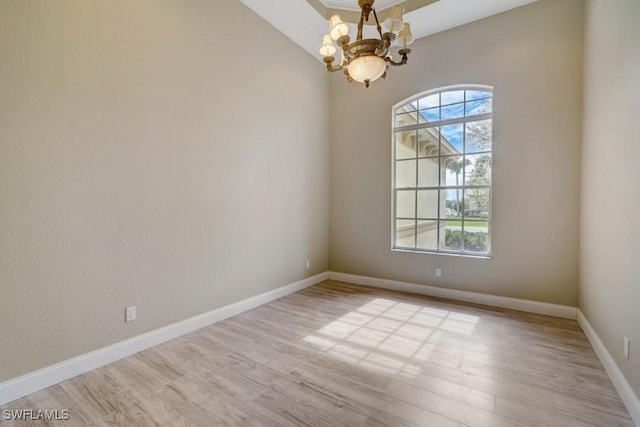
xmin=319 ymin=0 xmax=414 ymax=88
xmin=348 ymin=55 xmax=387 ymax=84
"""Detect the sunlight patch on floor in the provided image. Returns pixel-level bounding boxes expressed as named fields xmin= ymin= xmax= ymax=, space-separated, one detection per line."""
xmin=302 ymin=297 xmax=481 ymax=377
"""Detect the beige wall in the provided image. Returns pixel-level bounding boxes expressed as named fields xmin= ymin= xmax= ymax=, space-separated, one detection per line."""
xmin=0 ymin=0 xmax=329 ymax=382
xmin=580 ymin=0 xmax=640 ymax=400
xmin=329 ymin=0 xmax=584 ymax=305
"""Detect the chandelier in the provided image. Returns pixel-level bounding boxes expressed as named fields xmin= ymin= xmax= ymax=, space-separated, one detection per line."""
xmin=319 ymin=0 xmax=415 ymax=88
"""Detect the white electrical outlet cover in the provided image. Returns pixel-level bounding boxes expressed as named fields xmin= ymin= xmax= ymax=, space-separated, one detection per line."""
xmin=126 ymin=306 xmax=137 ymax=322
xmin=624 ymin=336 xmax=630 ymax=358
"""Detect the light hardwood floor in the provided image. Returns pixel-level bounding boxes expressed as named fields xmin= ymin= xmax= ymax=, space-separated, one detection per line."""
xmin=0 ymin=280 xmax=634 ymax=426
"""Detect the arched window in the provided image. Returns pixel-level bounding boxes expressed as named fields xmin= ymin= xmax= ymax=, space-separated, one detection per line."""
xmin=392 ymin=85 xmax=493 ymax=257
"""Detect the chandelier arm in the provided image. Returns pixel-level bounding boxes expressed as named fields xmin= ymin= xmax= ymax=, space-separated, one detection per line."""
xmin=372 ymin=8 xmax=384 ymax=39
xmin=337 ymin=35 xmax=351 ymax=50
xmin=385 ymin=49 xmax=411 ymax=67
xmin=378 ymin=32 xmax=394 ymax=56
xmin=385 ymin=57 xmax=404 ymax=67
xmin=323 ymin=57 xmax=347 ymax=73
xmin=382 ymin=32 xmax=396 ymax=45
xmin=356 ymin=8 xmax=365 ymax=40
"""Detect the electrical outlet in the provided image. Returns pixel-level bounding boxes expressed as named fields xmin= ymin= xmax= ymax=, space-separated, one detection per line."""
xmin=306 ymin=260 xmax=310 ymax=269
xmin=624 ymin=336 xmax=630 ymax=359
xmin=435 ymin=268 xmax=442 ymax=277
xmin=125 ymin=306 xmax=137 ymax=322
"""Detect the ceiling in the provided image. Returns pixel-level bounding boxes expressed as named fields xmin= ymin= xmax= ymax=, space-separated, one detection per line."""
xmin=306 ymin=0 xmax=439 ymax=24
xmin=318 ymin=0 xmax=406 ymax=12
xmin=239 ymin=0 xmax=540 ymax=60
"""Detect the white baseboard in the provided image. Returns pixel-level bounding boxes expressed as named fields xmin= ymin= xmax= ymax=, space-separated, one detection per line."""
xmin=0 ymin=272 xmax=328 ymax=406
xmin=328 ymin=271 xmax=577 ymax=319
xmin=577 ymin=310 xmax=640 ymax=426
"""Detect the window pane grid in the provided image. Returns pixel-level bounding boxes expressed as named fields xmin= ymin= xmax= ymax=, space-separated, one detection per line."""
xmin=393 ymin=86 xmax=492 ymax=256
xmin=394 ymin=111 xmax=492 ymax=133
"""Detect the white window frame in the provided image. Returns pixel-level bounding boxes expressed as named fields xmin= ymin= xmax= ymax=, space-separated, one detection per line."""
xmin=391 ymin=84 xmax=493 ymax=258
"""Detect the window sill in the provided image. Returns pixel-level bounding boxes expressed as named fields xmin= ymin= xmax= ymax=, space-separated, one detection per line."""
xmin=391 ymin=248 xmax=492 ymax=260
